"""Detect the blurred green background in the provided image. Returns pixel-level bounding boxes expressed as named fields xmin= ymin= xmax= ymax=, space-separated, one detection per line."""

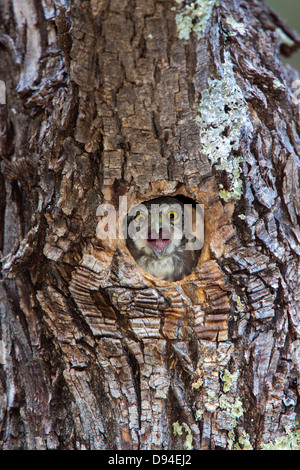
xmin=265 ymin=0 xmax=300 ymax=72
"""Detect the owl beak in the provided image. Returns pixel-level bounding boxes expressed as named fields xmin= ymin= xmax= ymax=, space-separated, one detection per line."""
xmin=147 ymin=224 xmax=171 ymax=258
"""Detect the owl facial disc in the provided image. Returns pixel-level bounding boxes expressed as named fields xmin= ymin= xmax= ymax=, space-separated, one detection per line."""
xmin=124 ymin=196 xmax=203 ymax=281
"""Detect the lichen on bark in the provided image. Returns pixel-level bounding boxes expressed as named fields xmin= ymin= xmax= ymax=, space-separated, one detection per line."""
xmin=195 ymin=50 xmax=250 ymax=201
xmin=174 ymin=0 xmax=216 ymax=41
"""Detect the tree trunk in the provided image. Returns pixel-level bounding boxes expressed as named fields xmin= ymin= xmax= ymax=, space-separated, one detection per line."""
xmin=0 ymin=0 xmax=300 ymax=450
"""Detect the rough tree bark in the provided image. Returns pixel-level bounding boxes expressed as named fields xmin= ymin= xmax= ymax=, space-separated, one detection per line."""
xmin=0 ymin=0 xmax=300 ymax=450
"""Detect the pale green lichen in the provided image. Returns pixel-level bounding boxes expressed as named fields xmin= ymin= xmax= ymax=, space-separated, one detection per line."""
xmin=261 ymin=423 xmax=300 ymax=450
xmin=219 ymin=394 xmax=244 ymax=419
xmin=220 ymin=396 xmax=250 ymax=449
xmin=227 ymin=429 xmax=236 ymax=450
xmin=218 ymin=157 xmax=243 ymax=201
xmin=219 ymin=393 xmax=231 ymax=410
xmin=233 ymin=294 xmax=246 ymax=314
xmin=218 ymin=369 xmax=252 ymax=449
xmin=173 ymin=421 xmax=183 ymax=436
xmin=174 ymin=0 xmax=216 ymax=41
xmin=191 ymin=377 xmax=203 ymax=389
xmin=221 ymin=369 xmax=239 ymax=393
xmin=231 ymin=398 xmax=244 ymax=419
xmin=195 ymin=409 xmax=204 ymax=421
xmin=172 ymin=421 xmax=194 ymax=450
xmin=196 ymin=50 xmax=250 ymax=201
xmin=182 ymin=423 xmax=193 ymax=450
xmin=228 ymin=429 xmax=252 ymax=450
xmin=224 ymin=16 xmax=246 ymax=35
xmin=272 ymin=78 xmax=285 ymax=90
xmin=234 ymin=431 xmax=253 ymax=450
xmin=275 ymin=27 xmax=295 ymax=48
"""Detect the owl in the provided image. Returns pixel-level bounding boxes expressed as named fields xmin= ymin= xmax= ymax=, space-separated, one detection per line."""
xmin=125 ymin=196 xmax=202 ymax=282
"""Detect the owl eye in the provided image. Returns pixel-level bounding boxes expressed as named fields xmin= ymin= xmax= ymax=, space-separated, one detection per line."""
xmin=135 ymin=213 xmax=146 ymax=223
xmin=168 ymin=210 xmax=178 ymax=220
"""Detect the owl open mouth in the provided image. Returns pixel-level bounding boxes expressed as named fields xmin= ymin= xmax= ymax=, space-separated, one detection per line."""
xmin=147 ymin=228 xmax=171 ymax=255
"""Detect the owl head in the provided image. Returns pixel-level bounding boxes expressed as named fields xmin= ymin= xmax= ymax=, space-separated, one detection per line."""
xmin=124 ymin=196 xmax=202 ymax=282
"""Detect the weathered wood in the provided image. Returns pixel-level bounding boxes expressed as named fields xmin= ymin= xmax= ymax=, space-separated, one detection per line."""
xmin=0 ymin=0 xmax=300 ymax=450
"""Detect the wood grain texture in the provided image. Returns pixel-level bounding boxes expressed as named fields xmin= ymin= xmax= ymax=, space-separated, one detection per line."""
xmin=0 ymin=0 xmax=299 ymax=450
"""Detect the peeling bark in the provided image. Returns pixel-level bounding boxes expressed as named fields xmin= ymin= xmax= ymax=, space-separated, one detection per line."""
xmin=0 ymin=0 xmax=300 ymax=450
